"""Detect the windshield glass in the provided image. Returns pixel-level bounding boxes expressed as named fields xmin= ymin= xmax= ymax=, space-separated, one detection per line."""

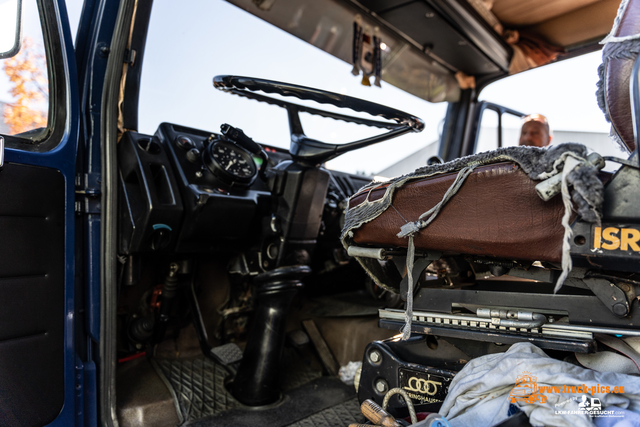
xmin=139 ymin=0 xmax=447 ymax=176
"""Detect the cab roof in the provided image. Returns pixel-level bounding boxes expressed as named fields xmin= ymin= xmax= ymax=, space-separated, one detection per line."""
xmin=492 ymin=0 xmax=619 ymax=48
xmin=226 ymin=0 xmax=619 ymax=102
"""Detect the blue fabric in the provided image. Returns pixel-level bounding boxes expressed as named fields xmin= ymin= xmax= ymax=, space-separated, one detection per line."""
xmin=508 ymin=403 xmax=522 ymax=417
xmin=594 ymin=408 xmax=640 ymax=427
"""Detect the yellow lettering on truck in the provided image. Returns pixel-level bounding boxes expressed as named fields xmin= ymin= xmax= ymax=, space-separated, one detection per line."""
xmin=601 ymin=227 xmax=621 ymax=250
xmin=621 ymin=228 xmax=640 ymax=251
xmin=594 ymin=226 xmax=640 ymax=251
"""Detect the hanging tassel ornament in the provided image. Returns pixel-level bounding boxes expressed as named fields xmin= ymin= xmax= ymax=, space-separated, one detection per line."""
xmin=351 ymin=15 xmax=383 ymax=88
xmin=373 ymin=27 xmax=382 ymax=88
xmin=360 ymin=25 xmax=374 ymax=87
xmin=351 ymin=15 xmax=363 ymax=76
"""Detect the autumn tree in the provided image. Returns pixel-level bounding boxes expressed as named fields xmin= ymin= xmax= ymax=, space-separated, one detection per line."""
xmin=3 ymin=37 xmax=48 ymax=134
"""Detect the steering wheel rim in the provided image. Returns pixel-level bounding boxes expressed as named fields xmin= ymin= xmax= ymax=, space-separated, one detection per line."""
xmin=213 ymin=75 xmax=425 ymax=165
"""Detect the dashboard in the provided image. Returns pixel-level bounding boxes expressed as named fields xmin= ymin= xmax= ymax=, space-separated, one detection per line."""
xmin=118 ymin=122 xmax=370 ymax=258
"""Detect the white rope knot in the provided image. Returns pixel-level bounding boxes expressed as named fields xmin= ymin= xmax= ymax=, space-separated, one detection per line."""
xmin=398 ymin=222 xmax=421 ymax=238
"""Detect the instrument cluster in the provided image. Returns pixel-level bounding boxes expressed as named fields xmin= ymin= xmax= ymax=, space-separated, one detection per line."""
xmin=118 ymin=123 xmax=271 ymax=254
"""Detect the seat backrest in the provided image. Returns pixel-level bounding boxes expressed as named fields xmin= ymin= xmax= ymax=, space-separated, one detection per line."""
xmin=600 ymin=0 xmax=640 ymax=152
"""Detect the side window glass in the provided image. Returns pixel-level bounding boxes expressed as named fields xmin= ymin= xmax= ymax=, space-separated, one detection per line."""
xmin=476 ymin=108 xmax=499 ymax=153
xmin=501 ymin=113 xmax=523 ymax=148
xmin=478 ymin=51 xmax=628 ymax=160
xmin=0 ymin=1 xmax=49 ymax=138
xmin=475 ymin=106 xmax=524 ymax=153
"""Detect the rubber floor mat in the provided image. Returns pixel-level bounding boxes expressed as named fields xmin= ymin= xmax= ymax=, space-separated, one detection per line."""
xmin=188 ymin=377 xmax=361 ymax=427
xmin=152 ymin=354 xmax=324 ymax=425
xmin=151 ymin=357 xmax=239 ymax=424
xmin=286 ymin=397 xmax=364 ymax=427
xmin=281 ymin=358 xmax=322 ymax=392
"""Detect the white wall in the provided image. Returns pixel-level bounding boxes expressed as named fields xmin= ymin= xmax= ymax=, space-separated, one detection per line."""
xmin=378 ymin=128 xmax=629 ymax=178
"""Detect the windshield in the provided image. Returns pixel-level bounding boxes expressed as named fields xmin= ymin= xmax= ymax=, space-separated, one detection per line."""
xmin=139 ymin=0 xmax=447 ymax=176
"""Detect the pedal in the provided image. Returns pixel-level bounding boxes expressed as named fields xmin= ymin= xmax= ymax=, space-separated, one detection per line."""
xmin=210 ymin=343 xmax=243 ymax=366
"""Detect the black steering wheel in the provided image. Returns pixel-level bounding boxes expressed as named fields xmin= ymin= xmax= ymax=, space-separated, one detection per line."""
xmin=213 ymin=75 xmax=425 ymax=166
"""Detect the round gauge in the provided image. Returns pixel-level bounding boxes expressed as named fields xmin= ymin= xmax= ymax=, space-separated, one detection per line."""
xmin=203 ymin=139 xmax=258 ymax=186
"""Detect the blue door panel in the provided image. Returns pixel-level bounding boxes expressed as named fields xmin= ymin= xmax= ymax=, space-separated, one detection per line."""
xmin=0 ymin=163 xmax=65 ymax=426
xmin=1 ymin=0 xmax=81 ymax=425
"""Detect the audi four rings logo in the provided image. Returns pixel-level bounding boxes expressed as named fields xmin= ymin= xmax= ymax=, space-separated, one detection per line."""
xmin=403 ymin=377 xmax=442 ymax=395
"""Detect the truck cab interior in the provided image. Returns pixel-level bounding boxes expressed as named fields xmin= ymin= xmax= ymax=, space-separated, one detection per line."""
xmin=2 ymin=0 xmax=640 ymax=426
xmin=105 ymin=0 xmax=640 ymax=425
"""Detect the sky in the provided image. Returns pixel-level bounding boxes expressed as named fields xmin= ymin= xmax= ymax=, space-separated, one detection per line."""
xmin=0 ymin=0 xmax=625 ymax=175
xmin=0 ymin=1 xmax=45 ymax=103
xmin=0 ymin=1 xmax=20 ymax=53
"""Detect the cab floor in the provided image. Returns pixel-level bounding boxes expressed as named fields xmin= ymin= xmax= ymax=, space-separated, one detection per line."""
xmin=151 ymin=354 xmax=364 ymax=427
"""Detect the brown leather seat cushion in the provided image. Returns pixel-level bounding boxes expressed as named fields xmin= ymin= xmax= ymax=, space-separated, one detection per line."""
xmin=349 ymin=162 xmax=568 ymax=263
xmin=604 ymin=0 xmax=640 ymax=152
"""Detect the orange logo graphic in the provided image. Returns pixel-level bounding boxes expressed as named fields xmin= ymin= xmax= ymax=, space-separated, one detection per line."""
xmin=509 ymin=372 xmax=547 ymax=404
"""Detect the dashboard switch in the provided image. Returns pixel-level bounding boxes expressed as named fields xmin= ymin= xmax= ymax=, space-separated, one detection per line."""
xmin=186 ymin=148 xmax=201 ymax=163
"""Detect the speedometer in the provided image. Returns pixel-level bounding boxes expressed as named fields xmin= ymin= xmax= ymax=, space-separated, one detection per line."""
xmin=203 ymin=137 xmax=258 ymax=186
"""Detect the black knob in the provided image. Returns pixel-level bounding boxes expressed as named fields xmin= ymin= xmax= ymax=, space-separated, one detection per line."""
xmin=149 ymin=228 xmax=172 ymax=250
xmin=186 ymin=148 xmax=201 ymax=163
xmin=177 ymin=135 xmax=196 ymax=150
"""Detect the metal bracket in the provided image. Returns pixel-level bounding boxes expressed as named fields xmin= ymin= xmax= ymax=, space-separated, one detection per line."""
xmin=393 ymin=252 xmax=442 ymax=301
xmin=506 ymin=266 xmax=633 ymax=318
xmin=123 ymin=48 xmax=136 ymax=66
xmin=506 ymin=266 xmax=559 ymax=283
xmin=583 ymin=278 xmax=631 ymax=318
xmin=603 ymin=156 xmax=640 ymax=170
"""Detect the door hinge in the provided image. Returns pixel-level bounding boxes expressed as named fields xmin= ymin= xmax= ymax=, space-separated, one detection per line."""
xmin=75 ymin=173 xmax=101 ymax=214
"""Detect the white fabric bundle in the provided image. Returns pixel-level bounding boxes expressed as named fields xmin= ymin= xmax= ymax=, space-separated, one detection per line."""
xmin=439 ymin=343 xmax=640 ymax=427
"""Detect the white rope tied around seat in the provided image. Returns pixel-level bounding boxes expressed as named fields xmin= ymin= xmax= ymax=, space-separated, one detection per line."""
xmin=398 ymin=165 xmax=477 ymax=340
xmin=555 ymin=155 xmax=582 ymax=293
xmin=397 ymin=165 xmax=478 ymax=239
xmin=402 ymin=234 xmax=416 ymax=340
